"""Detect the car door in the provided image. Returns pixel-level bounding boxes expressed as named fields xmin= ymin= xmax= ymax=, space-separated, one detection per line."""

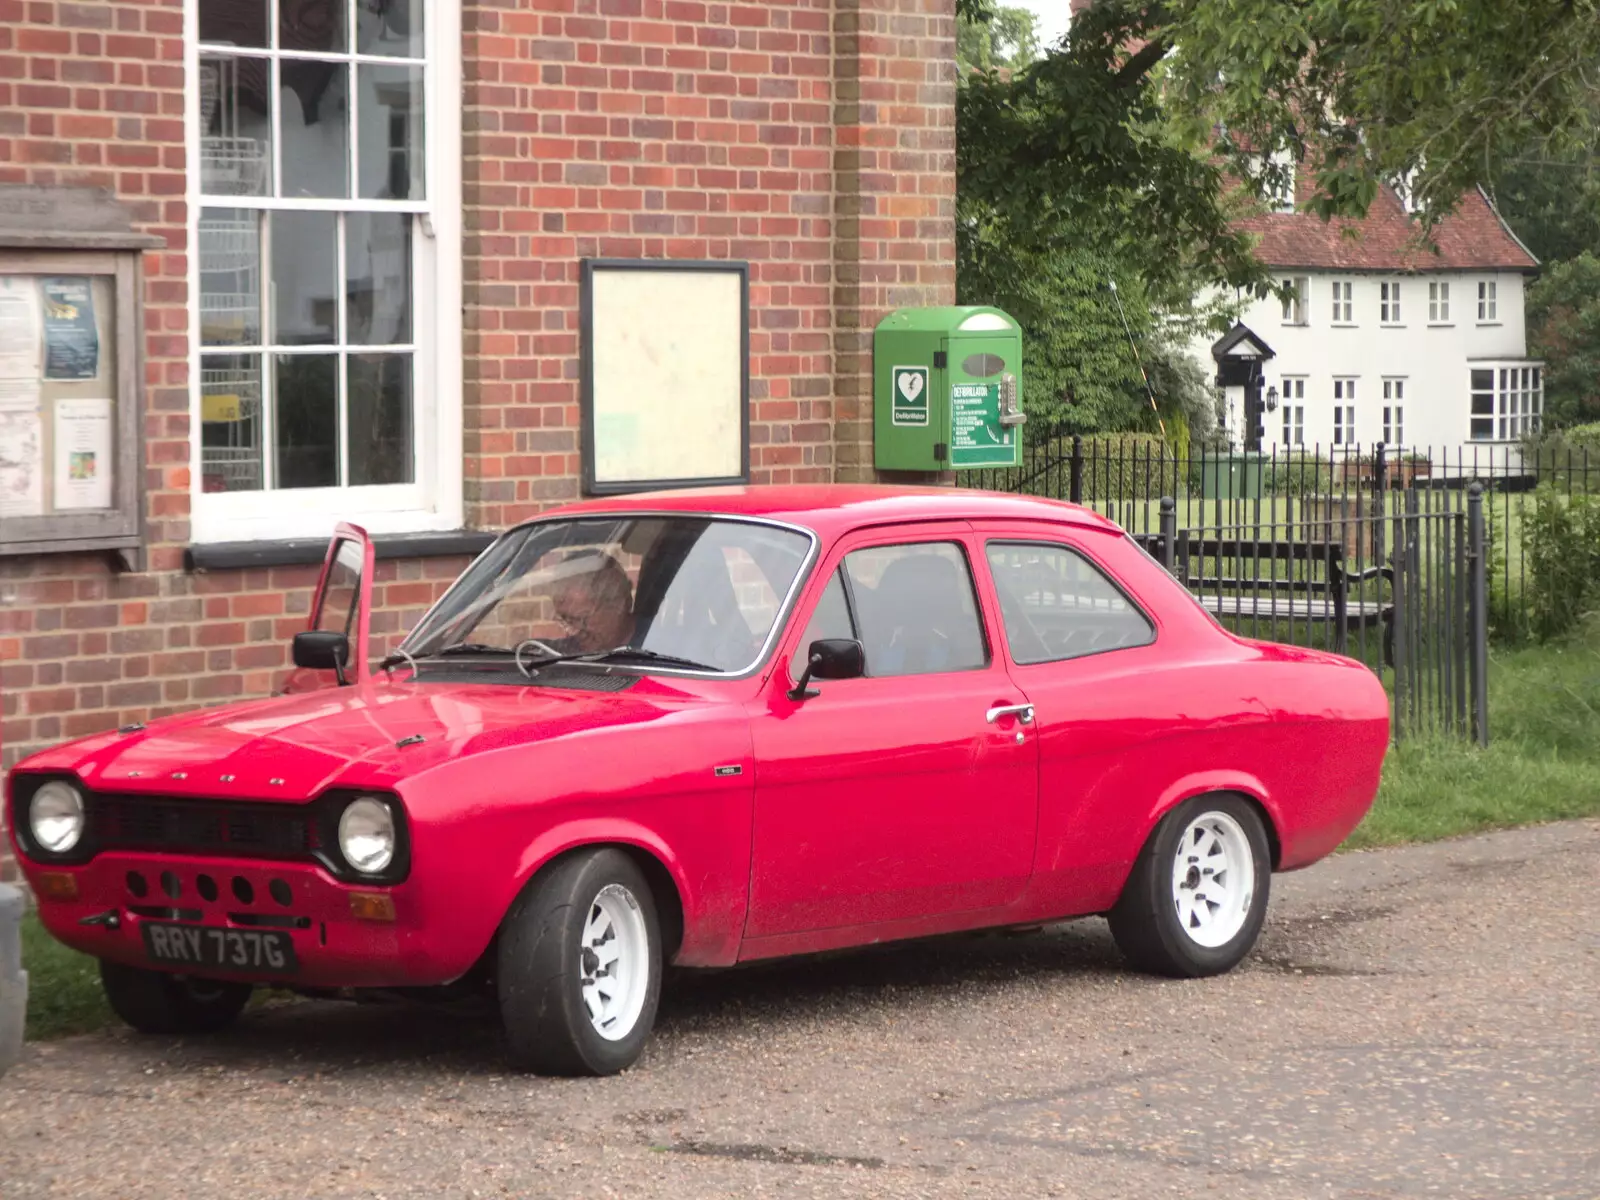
xmin=281 ymin=523 xmax=375 ymax=693
xmin=743 ymin=524 xmax=1038 ymax=941
xmin=973 ymin=523 xmax=1170 ymax=917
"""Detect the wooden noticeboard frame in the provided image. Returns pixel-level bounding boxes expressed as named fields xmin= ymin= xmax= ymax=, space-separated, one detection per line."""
xmin=579 ymin=258 xmax=751 ymax=496
xmin=0 ymin=185 xmax=161 ymax=567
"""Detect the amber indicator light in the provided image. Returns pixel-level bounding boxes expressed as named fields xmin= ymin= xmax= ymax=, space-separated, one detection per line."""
xmin=36 ymin=872 xmax=80 ymax=901
xmin=348 ymin=892 xmax=396 ymax=922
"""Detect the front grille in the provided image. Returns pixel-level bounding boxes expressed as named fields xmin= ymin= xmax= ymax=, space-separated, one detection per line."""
xmin=90 ymin=794 xmax=317 ymax=861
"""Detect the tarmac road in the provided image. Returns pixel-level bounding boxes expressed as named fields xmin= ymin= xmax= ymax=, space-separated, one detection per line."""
xmin=2 ymin=819 xmax=1597 ymax=1200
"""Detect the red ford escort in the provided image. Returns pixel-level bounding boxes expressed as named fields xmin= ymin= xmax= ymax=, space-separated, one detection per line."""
xmin=8 ymin=487 xmax=1388 ymax=1074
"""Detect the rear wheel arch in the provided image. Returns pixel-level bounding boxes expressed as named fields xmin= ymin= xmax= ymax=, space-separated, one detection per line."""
xmin=1147 ymin=776 xmax=1282 ymax=870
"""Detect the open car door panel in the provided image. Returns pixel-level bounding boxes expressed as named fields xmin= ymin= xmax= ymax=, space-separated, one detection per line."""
xmin=282 ymin=522 xmax=374 ymax=693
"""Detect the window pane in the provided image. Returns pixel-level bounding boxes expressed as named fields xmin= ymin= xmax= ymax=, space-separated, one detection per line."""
xmin=1471 ymin=369 xmax=1493 ymax=390
xmin=791 ymin=570 xmax=853 ymax=678
xmin=271 ymin=211 xmax=338 ymax=345
xmin=347 ymin=353 xmax=413 ymax=485
xmin=275 ymin=353 xmax=339 ymax=488
xmin=314 ymin=537 xmax=365 ymax=636
xmin=843 ymin=543 xmax=986 ymax=677
xmin=1471 ymin=392 xmax=1493 ymax=415
xmin=199 ymin=56 xmax=271 ymax=195
xmin=986 ymin=542 xmax=1153 ymax=664
xmin=280 ymin=0 xmax=346 ymax=53
xmin=346 ymin=212 xmax=412 ymax=344
xmin=359 ymin=64 xmax=426 ymax=200
xmin=200 ymin=353 xmax=263 ymax=492
xmin=280 ymin=61 xmax=349 ymax=198
xmin=357 ymin=0 xmax=424 ymax=56
xmin=199 ymin=0 xmax=268 ymax=47
xmin=199 ymin=208 xmax=261 ymax=346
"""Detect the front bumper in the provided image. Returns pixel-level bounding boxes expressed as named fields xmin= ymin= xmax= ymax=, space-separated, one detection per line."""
xmin=20 ymin=852 xmax=463 ymax=990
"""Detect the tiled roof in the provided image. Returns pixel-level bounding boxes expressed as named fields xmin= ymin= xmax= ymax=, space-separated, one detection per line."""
xmin=1240 ymin=182 xmax=1539 ymax=273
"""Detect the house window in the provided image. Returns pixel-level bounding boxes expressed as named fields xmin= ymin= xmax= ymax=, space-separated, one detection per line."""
xmin=192 ymin=0 xmax=461 ymax=543
xmin=1380 ymin=281 xmax=1402 ymax=324
xmin=1280 ymin=377 xmax=1305 ymax=445
xmin=1428 ymin=281 xmax=1450 ymax=323
xmin=1280 ymin=277 xmax=1308 ymax=326
xmin=1332 ymin=378 xmax=1356 ymax=445
xmin=1382 ymin=379 xmax=1404 ymax=445
xmin=1470 ymin=365 xmax=1543 ymax=440
xmin=1331 ymin=280 xmax=1354 ymax=323
xmin=1477 ymin=279 xmax=1498 ymax=322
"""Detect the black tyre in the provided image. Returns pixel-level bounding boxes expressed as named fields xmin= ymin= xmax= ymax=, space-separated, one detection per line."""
xmin=99 ymin=960 xmax=253 ymax=1034
xmin=1108 ymin=794 xmax=1271 ymax=978
xmin=497 ymin=848 xmax=662 ymax=1076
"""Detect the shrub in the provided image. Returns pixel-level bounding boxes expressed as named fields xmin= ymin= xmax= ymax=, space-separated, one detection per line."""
xmin=1522 ymin=487 xmax=1600 ymax=642
xmin=1263 ymin=453 xmax=1334 ymax=497
xmin=1524 ymin=425 xmax=1600 ymax=494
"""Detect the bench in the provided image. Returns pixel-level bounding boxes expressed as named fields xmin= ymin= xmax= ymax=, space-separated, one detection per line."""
xmin=1134 ymin=533 xmax=1396 ymax=663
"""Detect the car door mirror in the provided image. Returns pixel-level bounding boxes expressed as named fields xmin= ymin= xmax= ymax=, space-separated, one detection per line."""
xmin=788 ymin=637 xmax=865 ymax=700
xmin=293 ymin=631 xmax=351 ymax=685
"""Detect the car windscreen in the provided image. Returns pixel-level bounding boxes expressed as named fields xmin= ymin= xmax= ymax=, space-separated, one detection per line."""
xmin=401 ymin=517 xmax=814 ymax=674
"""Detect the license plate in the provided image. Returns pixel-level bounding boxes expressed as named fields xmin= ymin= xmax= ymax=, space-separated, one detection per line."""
xmin=141 ymin=923 xmax=298 ymax=975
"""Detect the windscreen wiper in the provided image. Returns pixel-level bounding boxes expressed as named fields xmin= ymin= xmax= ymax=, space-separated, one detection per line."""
xmin=516 ymin=645 xmax=720 ymax=675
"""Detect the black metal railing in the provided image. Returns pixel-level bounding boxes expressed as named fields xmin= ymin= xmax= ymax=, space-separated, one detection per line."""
xmin=967 ymin=437 xmax=1593 ymax=639
xmin=1118 ymin=487 xmax=1490 ymax=745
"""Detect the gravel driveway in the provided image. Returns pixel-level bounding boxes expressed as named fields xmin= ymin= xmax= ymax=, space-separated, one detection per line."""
xmin=3 ymin=819 xmax=1597 ymax=1199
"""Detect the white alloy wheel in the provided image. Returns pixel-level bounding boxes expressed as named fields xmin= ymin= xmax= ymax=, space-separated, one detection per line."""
xmin=579 ymin=883 xmax=650 ymax=1041
xmin=1170 ymin=810 xmax=1255 ymax=948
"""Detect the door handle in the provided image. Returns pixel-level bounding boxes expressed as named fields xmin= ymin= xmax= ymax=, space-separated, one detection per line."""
xmin=985 ymin=703 xmax=1035 ymax=725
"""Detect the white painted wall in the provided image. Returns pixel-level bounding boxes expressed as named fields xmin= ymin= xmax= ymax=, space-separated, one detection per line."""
xmin=1190 ymin=270 xmax=1541 ymax=461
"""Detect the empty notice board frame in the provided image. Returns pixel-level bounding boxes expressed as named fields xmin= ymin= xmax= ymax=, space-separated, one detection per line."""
xmin=0 ymin=185 xmax=161 ymax=566
xmin=580 ymin=259 xmax=750 ymax=495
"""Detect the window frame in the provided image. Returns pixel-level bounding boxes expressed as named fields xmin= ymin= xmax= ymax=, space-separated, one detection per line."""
xmin=1332 ymin=378 xmax=1357 ymax=445
xmin=1379 ymin=280 xmax=1403 ymax=325
xmin=1280 ymin=376 xmax=1306 ymax=446
xmin=1331 ymin=279 xmax=1355 ymax=325
xmin=185 ymin=0 xmax=464 ymax=545
xmin=1280 ymin=276 xmax=1308 ymax=326
xmin=1428 ymin=279 xmax=1451 ymax=324
xmin=1381 ymin=378 xmax=1405 ymax=446
xmin=1468 ymin=362 xmax=1543 ymax=442
xmin=1477 ymin=279 xmax=1499 ymax=324
xmin=982 ymin=539 xmax=1156 ymax=667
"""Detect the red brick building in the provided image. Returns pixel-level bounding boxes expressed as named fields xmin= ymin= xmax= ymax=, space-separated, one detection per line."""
xmin=0 ymin=0 xmax=959 ymax=880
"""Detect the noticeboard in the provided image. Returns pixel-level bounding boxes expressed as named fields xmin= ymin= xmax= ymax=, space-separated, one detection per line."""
xmin=0 ymin=185 xmax=158 ymax=564
xmin=580 ymin=259 xmax=750 ymax=495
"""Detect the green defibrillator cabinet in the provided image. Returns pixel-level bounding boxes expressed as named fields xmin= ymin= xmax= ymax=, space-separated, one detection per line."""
xmin=873 ymin=306 xmax=1026 ymax=471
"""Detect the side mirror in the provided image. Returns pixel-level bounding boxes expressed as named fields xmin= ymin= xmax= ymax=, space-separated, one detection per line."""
xmin=293 ymin=630 xmax=351 ymax=685
xmin=788 ymin=637 xmax=865 ymax=701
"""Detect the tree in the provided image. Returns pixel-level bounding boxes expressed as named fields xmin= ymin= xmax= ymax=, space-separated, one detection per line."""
xmin=957 ymin=4 xmax=1040 ymax=75
xmin=1528 ymin=253 xmax=1600 ymax=428
xmin=1488 ymin=97 xmax=1600 ymax=264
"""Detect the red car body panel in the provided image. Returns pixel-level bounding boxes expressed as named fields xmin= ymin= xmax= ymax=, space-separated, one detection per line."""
xmin=7 ymin=486 xmax=1389 ymax=988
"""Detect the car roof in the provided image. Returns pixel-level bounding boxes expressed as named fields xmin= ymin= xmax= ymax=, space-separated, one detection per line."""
xmin=524 ymin=484 xmax=1120 ymax=539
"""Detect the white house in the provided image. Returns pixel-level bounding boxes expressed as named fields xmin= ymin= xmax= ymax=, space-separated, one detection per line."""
xmin=1196 ymin=181 xmax=1543 ymax=465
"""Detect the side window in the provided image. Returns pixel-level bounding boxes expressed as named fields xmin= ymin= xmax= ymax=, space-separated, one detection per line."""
xmin=985 ymin=541 xmax=1154 ymax=664
xmin=313 ymin=537 xmax=364 ymax=637
xmin=843 ymin=542 xmax=987 ymax=677
xmin=791 ymin=569 xmax=854 ymax=677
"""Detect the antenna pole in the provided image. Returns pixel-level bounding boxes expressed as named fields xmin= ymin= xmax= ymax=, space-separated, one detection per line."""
xmin=1107 ymin=278 xmax=1167 ymax=438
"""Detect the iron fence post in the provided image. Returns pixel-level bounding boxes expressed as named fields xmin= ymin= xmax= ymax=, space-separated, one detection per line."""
xmin=1159 ymin=496 xmax=1177 ymax=574
xmin=1069 ymin=435 xmax=1083 ymax=504
xmin=1467 ymin=482 xmax=1490 ymax=747
xmin=1390 ymin=516 xmax=1406 ymax=744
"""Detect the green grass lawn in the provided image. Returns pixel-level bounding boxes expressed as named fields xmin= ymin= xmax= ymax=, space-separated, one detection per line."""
xmin=14 ymin=619 xmax=1597 ymax=1040
xmin=1348 ymin=616 xmax=1600 ymax=847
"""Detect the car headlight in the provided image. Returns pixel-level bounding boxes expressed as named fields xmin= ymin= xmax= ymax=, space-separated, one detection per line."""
xmin=337 ymin=797 xmax=396 ymax=875
xmin=30 ymin=781 xmax=85 ymax=854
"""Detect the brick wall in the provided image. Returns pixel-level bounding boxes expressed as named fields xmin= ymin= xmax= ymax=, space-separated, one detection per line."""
xmin=461 ymin=0 xmax=957 ymax=521
xmin=1 ymin=0 xmax=959 ymax=884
